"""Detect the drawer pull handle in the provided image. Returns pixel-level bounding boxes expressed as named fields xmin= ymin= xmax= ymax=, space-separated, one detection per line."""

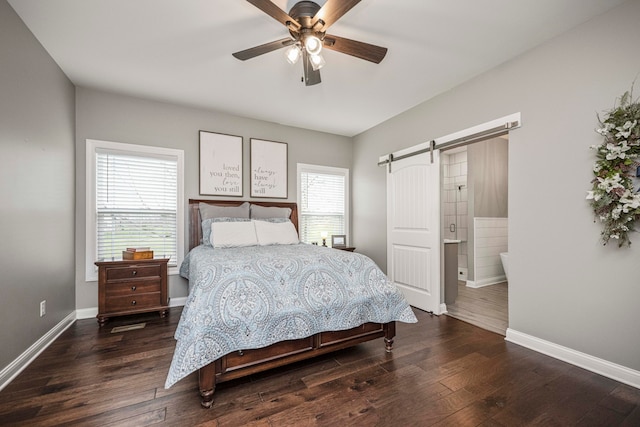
xmin=131 ymin=300 xmax=137 ymax=306
xmin=237 ymin=350 xmax=244 ymax=356
xmin=132 ymin=270 xmax=137 ymax=276
xmin=131 ymin=286 xmax=136 ymax=291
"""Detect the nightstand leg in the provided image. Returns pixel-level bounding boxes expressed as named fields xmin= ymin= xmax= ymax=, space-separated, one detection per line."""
xmin=97 ymin=316 xmax=107 ymax=327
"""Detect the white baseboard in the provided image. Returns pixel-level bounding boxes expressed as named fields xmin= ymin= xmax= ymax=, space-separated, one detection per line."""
xmin=0 ymin=311 xmax=76 ymax=392
xmin=439 ymin=303 xmax=448 ymax=315
xmin=506 ymin=328 xmax=640 ymax=389
xmin=170 ymin=296 xmax=187 ymax=307
xmin=75 ymin=307 xmax=98 ymax=320
xmin=466 ymin=275 xmax=507 ymax=288
xmin=75 ymin=297 xmax=187 ymax=321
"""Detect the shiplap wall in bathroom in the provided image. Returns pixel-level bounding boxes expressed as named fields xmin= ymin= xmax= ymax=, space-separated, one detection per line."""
xmin=468 ymin=217 xmax=507 ymax=288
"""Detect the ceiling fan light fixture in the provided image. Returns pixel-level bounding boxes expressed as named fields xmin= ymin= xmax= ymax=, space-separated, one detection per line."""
xmin=309 ymin=53 xmax=326 ymax=71
xmin=304 ymin=35 xmax=322 ymax=55
xmin=285 ymin=44 xmax=301 ymax=64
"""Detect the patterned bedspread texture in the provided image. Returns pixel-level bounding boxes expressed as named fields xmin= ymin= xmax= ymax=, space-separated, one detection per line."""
xmin=165 ymin=243 xmax=417 ymax=388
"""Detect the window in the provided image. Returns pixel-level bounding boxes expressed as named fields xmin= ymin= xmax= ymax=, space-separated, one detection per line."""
xmin=86 ymin=139 xmax=184 ymax=281
xmin=297 ymin=163 xmax=349 ymax=246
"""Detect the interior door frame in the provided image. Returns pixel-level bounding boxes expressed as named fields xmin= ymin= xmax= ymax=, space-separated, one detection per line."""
xmin=379 ymin=113 xmax=521 ymax=313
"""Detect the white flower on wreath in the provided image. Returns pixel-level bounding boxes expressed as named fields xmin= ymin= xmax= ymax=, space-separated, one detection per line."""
xmin=586 ymin=190 xmax=602 ymax=201
xmin=605 ymin=141 xmax=631 ymax=160
xmin=596 ymin=122 xmax=615 ymax=135
xmin=596 ymin=173 xmax=624 ymax=193
xmin=620 ymin=190 xmax=640 ymax=213
xmin=615 ymin=120 xmax=637 ymax=139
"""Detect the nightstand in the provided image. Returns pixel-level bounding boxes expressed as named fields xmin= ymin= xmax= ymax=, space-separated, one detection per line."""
xmin=333 ymin=246 xmax=356 ymax=252
xmin=94 ymin=258 xmax=169 ymax=326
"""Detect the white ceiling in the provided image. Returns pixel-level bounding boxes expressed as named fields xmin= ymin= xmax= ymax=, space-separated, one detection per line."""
xmin=8 ymin=0 xmax=626 ymax=136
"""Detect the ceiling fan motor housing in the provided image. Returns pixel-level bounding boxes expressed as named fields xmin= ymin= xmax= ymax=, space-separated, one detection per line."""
xmin=288 ymin=1 xmax=325 ymax=42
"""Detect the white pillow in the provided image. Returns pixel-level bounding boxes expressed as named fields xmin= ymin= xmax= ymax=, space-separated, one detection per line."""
xmin=211 ymin=221 xmax=258 ymax=248
xmin=253 ymin=220 xmax=299 ymax=245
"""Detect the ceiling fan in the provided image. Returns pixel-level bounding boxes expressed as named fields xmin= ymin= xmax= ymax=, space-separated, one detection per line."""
xmin=233 ymin=0 xmax=387 ymax=86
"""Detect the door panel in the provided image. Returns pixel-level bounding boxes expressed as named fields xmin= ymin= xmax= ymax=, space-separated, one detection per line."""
xmin=387 ymin=152 xmax=441 ymax=313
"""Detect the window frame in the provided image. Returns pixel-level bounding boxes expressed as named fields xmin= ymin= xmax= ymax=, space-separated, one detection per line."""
xmin=296 ymin=163 xmax=350 ymax=245
xmin=85 ymin=139 xmax=184 ymax=281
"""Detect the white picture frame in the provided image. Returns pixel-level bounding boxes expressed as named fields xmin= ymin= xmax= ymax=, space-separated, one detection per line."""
xmin=199 ymin=131 xmax=243 ymax=196
xmin=250 ymin=138 xmax=288 ymax=198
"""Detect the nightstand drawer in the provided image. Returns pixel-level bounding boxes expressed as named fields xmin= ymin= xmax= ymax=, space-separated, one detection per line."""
xmin=105 ymin=280 xmax=161 ymax=297
xmin=105 ymin=292 xmax=161 ymax=312
xmin=105 ymin=264 xmax=161 ymax=281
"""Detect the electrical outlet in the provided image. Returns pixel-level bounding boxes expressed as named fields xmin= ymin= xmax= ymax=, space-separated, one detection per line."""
xmin=40 ymin=300 xmax=46 ymax=317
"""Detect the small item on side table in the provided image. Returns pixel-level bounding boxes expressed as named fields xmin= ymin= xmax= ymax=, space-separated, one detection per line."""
xmin=94 ymin=258 xmax=169 ymax=326
xmin=122 ymin=250 xmax=153 ymax=260
xmin=320 ymin=231 xmax=328 ymax=247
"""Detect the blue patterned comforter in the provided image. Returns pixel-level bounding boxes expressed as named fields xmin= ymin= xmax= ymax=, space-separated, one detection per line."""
xmin=165 ymin=243 xmax=417 ymax=388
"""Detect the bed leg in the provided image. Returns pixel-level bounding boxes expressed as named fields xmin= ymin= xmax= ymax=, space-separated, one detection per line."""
xmin=199 ymin=363 xmax=216 ymax=409
xmin=384 ymin=321 xmax=396 ymax=353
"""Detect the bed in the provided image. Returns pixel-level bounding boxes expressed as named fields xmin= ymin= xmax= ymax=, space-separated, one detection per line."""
xmin=165 ymin=199 xmax=417 ymax=408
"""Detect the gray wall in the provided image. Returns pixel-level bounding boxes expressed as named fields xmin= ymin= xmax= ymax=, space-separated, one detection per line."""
xmin=75 ymin=88 xmax=353 ymax=309
xmin=353 ymin=0 xmax=640 ymax=371
xmin=0 ymin=0 xmax=75 ymax=369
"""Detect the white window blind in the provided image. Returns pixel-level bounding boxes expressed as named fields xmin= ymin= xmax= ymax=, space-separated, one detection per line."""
xmin=297 ymin=164 xmax=349 ymax=245
xmin=95 ymin=149 xmax=178 ymax=265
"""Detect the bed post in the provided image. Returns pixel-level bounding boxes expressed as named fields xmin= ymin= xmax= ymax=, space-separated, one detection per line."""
xmin=199 ymin=363 xmax=216 ymax=409
xmin=384 ymin=321 xmax=396 ymax=352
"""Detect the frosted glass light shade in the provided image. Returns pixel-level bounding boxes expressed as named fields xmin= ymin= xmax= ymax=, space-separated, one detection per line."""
xmin=304 ymin=36 xmax=322 ymax=55
xmin=285 ymin=45 xmax=301 ymax=64
xmin=309 ymin=54 xmax=326 ymax=70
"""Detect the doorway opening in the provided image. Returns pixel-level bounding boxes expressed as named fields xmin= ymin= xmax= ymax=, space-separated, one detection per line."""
xmin=441 ymin=135 xmax=509 ymax=335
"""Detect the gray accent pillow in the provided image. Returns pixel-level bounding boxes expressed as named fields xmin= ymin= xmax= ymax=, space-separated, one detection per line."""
xmin=250 ymin=204 xmax=292 ymax=219
xmin=199 ymin=202 xmax=250 ymax=220
xmin=253 ymin=217 xmax=290 ymax=223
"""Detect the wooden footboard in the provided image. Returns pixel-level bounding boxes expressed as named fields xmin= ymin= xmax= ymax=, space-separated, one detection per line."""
xmin=199 ymin=321 xmax=396 ymax=408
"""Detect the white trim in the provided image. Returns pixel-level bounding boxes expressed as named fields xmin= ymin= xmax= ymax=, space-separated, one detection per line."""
xmin=0 ymin=312 xmax=76 ymax=392
xmin=169 ymin=297 xmax=188 ymax=307
xmin=439 ymin=303 xmax=448 ymax=314
xmin=379 ymin=112 xmax=522 ymax=164
xmin=466 ymin=276 xmax=507 ymax=288
xmin=506 ymin=328 xmax=640 ymax=389
xmin=85 ymin=139 xmax=185 ymax=282
xmin=76 ymin=297 xmax=188 ymax=321
xmin=75 ymin=307 xmax=98 ymax=320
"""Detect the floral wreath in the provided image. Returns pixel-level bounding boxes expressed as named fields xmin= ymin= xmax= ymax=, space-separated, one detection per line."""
xmin=587 ymin=88 xmax=640 ymax=246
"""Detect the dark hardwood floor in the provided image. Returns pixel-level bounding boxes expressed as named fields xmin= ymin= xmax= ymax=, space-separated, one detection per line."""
xmin=1 ymin=307 xmax=639 ymax=426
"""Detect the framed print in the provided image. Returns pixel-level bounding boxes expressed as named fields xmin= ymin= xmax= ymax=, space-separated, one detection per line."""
xmin=199 ymin=131 xmax=243 ymax=196
xmin=331 ymin=234 xmax=346 ymax=248
xmin=250 ymin=138 xmax=288 ymax=198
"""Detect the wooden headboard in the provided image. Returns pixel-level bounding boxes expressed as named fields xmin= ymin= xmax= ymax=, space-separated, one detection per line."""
xmin=188 ymin=199 xmax=299 ymax=250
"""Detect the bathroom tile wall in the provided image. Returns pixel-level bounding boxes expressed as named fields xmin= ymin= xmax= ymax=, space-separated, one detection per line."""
xmin=442 ymin=150 xmax=468 ymax=278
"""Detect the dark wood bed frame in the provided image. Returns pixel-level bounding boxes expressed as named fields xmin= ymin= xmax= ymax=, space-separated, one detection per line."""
xmin=188 ymin=199 xmax=396 ymax=408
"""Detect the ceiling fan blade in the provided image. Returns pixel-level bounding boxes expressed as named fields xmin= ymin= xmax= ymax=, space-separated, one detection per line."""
xmin=302 ymin=51 xmax=321 ymax=86
xmin=323 ymin=34 xmax=387 ymax=64
xmin=246 ymin=0 xmax=300 ymax=30
xmin=232 ymin=38 xmax=295 ymax=61
xmin=311 ymin=0 xmax=361 ymax=31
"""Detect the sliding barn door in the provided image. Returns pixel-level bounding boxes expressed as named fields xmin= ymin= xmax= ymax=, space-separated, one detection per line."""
xmin=387 ymin=151 xmax=441 ymax=314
